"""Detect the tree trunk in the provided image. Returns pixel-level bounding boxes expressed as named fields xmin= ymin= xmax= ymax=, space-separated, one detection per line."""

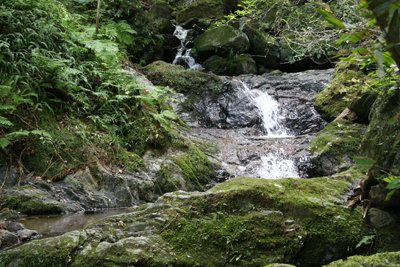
xmin=95 ymin=0 xmax=102 ymax=36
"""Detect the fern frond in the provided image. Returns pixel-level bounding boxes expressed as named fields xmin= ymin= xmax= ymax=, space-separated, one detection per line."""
xmin=0 ymin=116 xmax=13 ymax=128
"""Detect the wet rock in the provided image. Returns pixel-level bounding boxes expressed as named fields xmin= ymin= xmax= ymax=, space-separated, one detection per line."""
xmin=368 ymin=208 xmax=395 ymax=229
xmin=153 ymin=19 xmax=175 ymax=34
xmin=16 ymin=229 xmax=39 ymax=241
xmin=194 ymin=25 xmax=250 ymax=61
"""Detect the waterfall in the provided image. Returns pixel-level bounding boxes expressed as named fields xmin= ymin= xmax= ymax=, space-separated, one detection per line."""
xmin=172 ymin=26 xmax=204 ymax=71
xmin=238 ymin=80 xmax=290 ymax=137
xmin=235 ymin=80 xmax=299 ymax=179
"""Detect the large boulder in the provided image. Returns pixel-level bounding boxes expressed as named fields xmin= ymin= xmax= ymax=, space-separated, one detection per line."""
xmin=0 ymin=171 xmax=374 ymax=266
xmin=176 ymin=0 xmax=224 ymax=25
xmin=194 ymin=25 xmax=250 ymax=61
xmin=203 ymin=54 xmax=257 ymax=75
xmin=308 ymin=120 xmax=367 ymax=177
xmin=313 ymin=61 xmax=374 ymax=122
xmin=149 ymin=1 xmax=173 ymax=20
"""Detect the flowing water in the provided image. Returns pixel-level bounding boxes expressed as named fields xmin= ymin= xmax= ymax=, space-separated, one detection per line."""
xmin=172 ymin=26 xmax=204 ymax=71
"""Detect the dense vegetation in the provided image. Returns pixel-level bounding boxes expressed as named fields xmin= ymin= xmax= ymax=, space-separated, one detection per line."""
xmin=0 ymin=0 xmax=182 ymax=181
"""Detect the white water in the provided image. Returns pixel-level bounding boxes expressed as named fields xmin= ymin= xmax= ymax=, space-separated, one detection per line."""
xmin=237 ymin=80 xmax=299 ymax=179
xmin=172 ymin=26 xmax=204 ymax=71
xmin=238 ymin=80 xmax=290 ymax=137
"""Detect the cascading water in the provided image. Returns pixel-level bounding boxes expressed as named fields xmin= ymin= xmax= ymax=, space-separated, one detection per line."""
xmin=238 ymin=80 xmax=289 ymax=137
xmin=172 ymin=26 xmax=204 ymax=71
xmin=232 ymin=79 xmax=300 ymax=179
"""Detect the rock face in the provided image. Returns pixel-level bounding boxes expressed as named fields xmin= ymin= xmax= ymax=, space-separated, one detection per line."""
xmin=361 ymin=89 xmax=400 ymax=206
xmin=0 ymin=171 xmax=372 ymax=266
xmin=145 ymin=61 xmax=332 ymax=135
xmin=194 ymin=25 xmax=250 ymax=61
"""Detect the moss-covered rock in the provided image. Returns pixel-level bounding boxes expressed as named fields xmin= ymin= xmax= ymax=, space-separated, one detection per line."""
xmin=1 ymin=185 xmax=78 ymax=215
xmin=308 ymin=120 xmax=367 ymax=177
xmin=242 ymin=24 xmax=280 ymax=69
xmin=149 ymin=1 xmax=173 ymax=20
xmin=203 ymin=54 xmax=257 ymax=75
xmin=325 ymin=251 xmax=400 ymax=266
xmin=176 ymin=0 xmax=224 ymax=25
xmin=143 ymin=60 xmax=222 ymax=94
xmin=313 ymin=61 xmax=372 ymax=122
xmin=0 ymin=171 xmax=373 ymax=266
xmin=194 ymin=25 xmax=250 ymax=61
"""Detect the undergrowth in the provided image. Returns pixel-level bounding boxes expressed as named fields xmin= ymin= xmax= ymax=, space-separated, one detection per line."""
xmin=0 ymin=0 xmax=182 ymax=181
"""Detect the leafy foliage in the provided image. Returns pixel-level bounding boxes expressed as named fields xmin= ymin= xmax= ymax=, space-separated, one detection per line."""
xmin=214 ymin=0 xmax=372 ymax=64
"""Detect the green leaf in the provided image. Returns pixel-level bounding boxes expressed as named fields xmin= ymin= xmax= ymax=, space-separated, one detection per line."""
xmin=316 ymin=9 xmax=346 ymax=29
xmin=352 ymin=156 xmax=376 ymax=166
xmin=387 ymin=118 xmax=398 ymax=125
xmin=385 ymin=178 xmax=400 ymax=190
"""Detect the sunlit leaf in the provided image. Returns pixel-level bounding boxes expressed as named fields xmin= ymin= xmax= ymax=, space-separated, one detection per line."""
xmin=316 ymin=9 xmax=346 ymax=29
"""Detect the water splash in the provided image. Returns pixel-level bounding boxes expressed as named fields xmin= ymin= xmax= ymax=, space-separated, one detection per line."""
xmin=172 ymin=26 xmax=204 ymax=71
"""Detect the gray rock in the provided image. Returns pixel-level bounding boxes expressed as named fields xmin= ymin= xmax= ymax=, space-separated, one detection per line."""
xmin=0 ymin=210 xmax=22 ymax=223
xmin=368 ymin=208 xmax=395 ymax=228
xmin=0 ymin=230 xmax=19 ymax=250
xmin=6 ymin=222 xmax=24 ymax=232
xmin=16 ymin=229 xmax=39 ymax=241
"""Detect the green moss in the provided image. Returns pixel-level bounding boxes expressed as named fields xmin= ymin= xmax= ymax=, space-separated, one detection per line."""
xmin=173 ymin=145 xmax=216 ymax=189
xmin=314 ymin=61 xmax=369 ymax=122
xmin=155 ymin=164 xmax=182 ymax=194
xmin=160 ymin=172 xmax=371 ymax=266
xmin=308 ymin=120 xmax=367 ymax=176
xmin=143 ymin=61 xmax=222 ymax=94
xmin=117 ymin=151 xmax=145 ymax=172
xmin=2 ymin=193 xmax=63 ymax=215
xmin=325 ymin=251 xmax=400 ymax=266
